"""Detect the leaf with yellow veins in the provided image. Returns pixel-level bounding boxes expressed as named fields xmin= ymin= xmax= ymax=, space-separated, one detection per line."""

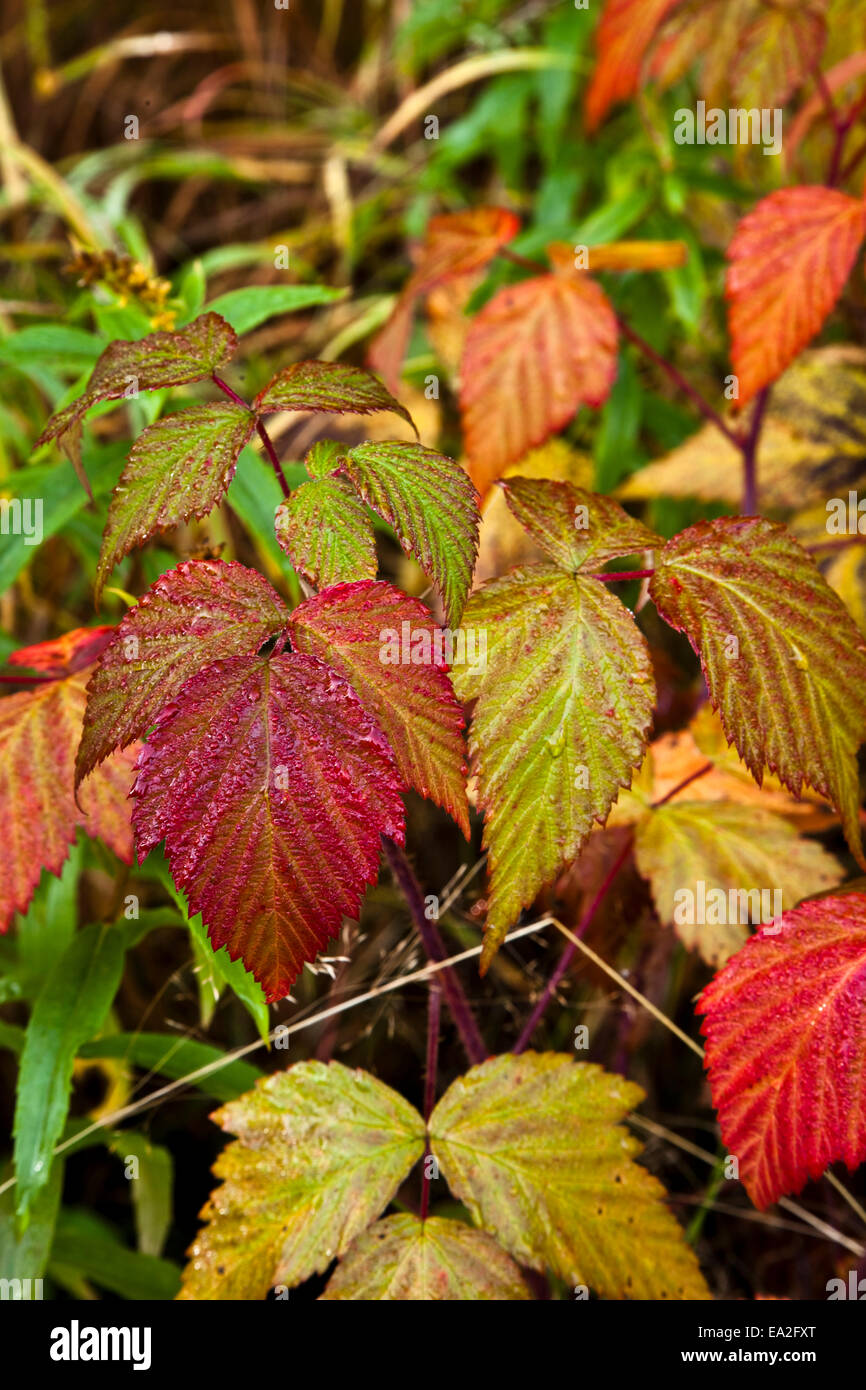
xmin=501 ymin=477 xmax=661 ymax=572
xmin=179 ymin=1062 xmax=425 ymax=1299
xmin=429 ymin=1054 xmax=710 ymax=1299
xmin=321 ymin=1215 xmax=530 ymax=1301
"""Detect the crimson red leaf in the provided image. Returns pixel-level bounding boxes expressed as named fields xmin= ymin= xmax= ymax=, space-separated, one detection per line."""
xmin=253 ymin=360 xmax=415 ymax=433
xmin=698 ymin=894 xmax=866 ymax=1209
xmin=132 ymin=652 xmax=405 ymax=1001
xmin=290 ymin=581 xmax=469 ymax=835
xmin=77 ymin=560 xmax=288 ymax=786
xmin=7 ymin=626 xmax=115 ymax=678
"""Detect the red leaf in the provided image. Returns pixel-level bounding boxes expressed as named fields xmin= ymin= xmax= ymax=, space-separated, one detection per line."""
xmin=132 ymin=653 xmax=405 ymax=1001
xmin=698 ymin=895 xmax=866 ymax=1209
xmin=290 ymin=581 xmax=469 ymax=835
xmin=459 ymin=273 xmax=618 ymax=495
xmin=369 ymin=207 xmax=520 ymax=392
xmin=0 ymin=631 xmax=138 ymax=930
xmin=585 ymin=0 xmax=680 ymax=131
xmin=726 ymin=186 xmax=866 ymax=408
xmin=253 ymin=360 xmax=416 ymax=433
xmin=77 ymin=560 xmax=288 ymax=786
xmin=7 ymin=626 xmax=115 ymax=677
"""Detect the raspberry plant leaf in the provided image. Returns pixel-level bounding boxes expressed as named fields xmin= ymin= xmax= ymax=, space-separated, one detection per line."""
xmin=632 ymin=799 xmax=843 ymax=966
xmin=649 ymin=517 xmax=866 ymax=867
xmin=429 ymin=1053 xmax=709 ymax=1299
xmin=289 ymin=581 xmax=469 ymax=835
xmin=1 ymin=631 xmax=138 ymax=932
xmin=274 ymin=477 xmax=377 ymax=589
xmin=726 ymin=187 xmax=866 ymax=407
xmin=502 ymin=477 xmax=662 ymax=572
xmin=77 ymin=560 xmax=289 ymax=786
xmin=698 ymin=894 xmax=866 ymax=1210
xmin=132 ymin=652 xmax=405 ymax=1001
xmin=321 ymin=1215 xmax=530 ymax=1301
xmin=95 ymin=402 xmax=256 ymax=602
xmin=454 ymin=563 xmax=654 ymax=969
xmin=252 ymin=360 xmax=415 ymax=432
xmin=460 ymin=272 xmax=618 ymax=495
xmin=584 ymin=0 xmax=679 ymax=130
xmin=179 ymin=1061 xmax=425 ymax=1299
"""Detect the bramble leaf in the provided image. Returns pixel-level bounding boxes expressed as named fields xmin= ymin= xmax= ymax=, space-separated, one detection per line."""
xmin=502 ymin=477 xmax=661 ymax=572
xmin=252 ymin=360 xmax=415 ymax=432
xmin=429 ymin=1053 xmax=709 ymax=1298
xmin=77 ymin=560 xmax=289 ymax=786
xmin=460 ymin=273 xmax=618 ymax=495
xmin=633 ymin=799 xmax=842 ymax=965
xmin=321 ymin=1215 xmax=529 ymax=1301
xmin=369 ymin=206 xmax=521 ymax=392
xmin=290 ymin=581 xmax=469 ymax=835
xmin=454 ymin=564 xmax=654 ymax=968
xmin=698 ymin=894 xmax=866 ymax=1209
xmin=0 ymin=629 xmax=138 ymax=932
xmin=585 ymin=0 xmax=679 ymax=130
xmin=649 ymin=517 xmax=866 ymax=866
xmin=336 ymin=441 xmax=480 ymax=627
xmin=95 ymin=402 xmax=255 ymax=602
xmin=179 ymin=1061 xmax=425 ymax=1299
xmin=132 ymin=652 xmax=405 ymax=1001
xmin=726 ymin=187 xmax=866 ymax=407
xmin=275 ymin=477 xmax=377 ymax=589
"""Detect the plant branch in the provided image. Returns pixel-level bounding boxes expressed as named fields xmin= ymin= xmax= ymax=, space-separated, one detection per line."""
xmin=381 ymin=835 xmax=487 ymax=1066
xmin=617 ymin=318 xmax=743 ymax=449
xmin=212 ymin=373 xmax=290 ymax=499
xmin=420 ymin=978 xmax=441 ymax=1223
xmin=741 ymin=387 xmax=770 ymax=514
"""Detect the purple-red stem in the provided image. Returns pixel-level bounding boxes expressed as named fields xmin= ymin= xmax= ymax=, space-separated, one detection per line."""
xmin=419 ymin=979 xmax=441 ymax=1223
xmin=212 ymin=373 xmax=290 ymax=499
xmin=381 ymin=836 xmax=487 ymax=1066
xmin=0 ymin=673 xmax=56 ymax=684
xmin=589 ymin=568 xmax=655 ymax=583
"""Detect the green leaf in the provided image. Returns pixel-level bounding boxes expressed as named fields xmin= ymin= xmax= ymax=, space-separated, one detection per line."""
xmin=78 ymin=1032 xmax=262 ymax=1102
xmin=429 ymin=1053 xmax=709 ymax=1299
xmin=13 ymin=922 xmax=126 ymax=1221
xmin=650 ymin=517 xmax=866 ymax=866
xmin=322 ymin=1214 xmax=530 ymax=1300
xmin=502 ymin=476 xmax=661 ymax=571
xmin=335 ymin=442 xmax=481 ymax=627
xmin=454 ymin=566 xmax=654 ymax=969
xmin=179 ymin=1061 xmax=425 ymax=1299
xmin=0 ymin=1157 xmax=63 ymax=1282
xmin=95 ymin=402 xmax=255 ymax=601
xmin=253 ymin=360 xmax=416 ymax=433
xmin=275 ymin=477 xmax=377 ymax=588
xmin=49 ymin=1208 xmax=180 ymax=1300
xmin=633 ymin=800 xmax=843 ymax=966
xmin=15 ymin=838 xmax=83 ymax=998
xmin=203 ymin=284 xmax=345 ymax=334
xmin=107 ymin=1132 xmax=173 ymax=1257
xmin=0 ymin=325 xmax=103 ymax=373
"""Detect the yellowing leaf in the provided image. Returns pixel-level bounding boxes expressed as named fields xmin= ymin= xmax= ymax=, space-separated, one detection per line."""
xmin=321 ymin=1215 xmax=529 ymax=1301
xmin=429 ymin=1054 xmax=709 ymax=1299
xmin=502 ymin=477 xmax=661 ymax=572
xmin=474 ymin=439 xmax=595 ymax=586
xmin=179 ymin=1062 xmax=425 ymax=1299
xmin=275 ymin=477 xmax=377 ymax=589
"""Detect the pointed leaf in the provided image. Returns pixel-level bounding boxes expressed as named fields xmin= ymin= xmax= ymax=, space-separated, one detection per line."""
xmin=726 ymin=187 xmax=866 ymax=407
xmin=429 ymin=1054 xmax=709 ymax=1299
xmin=7 ymin=626 xmax=114 ymax=677
xmin=274 ymin=477 xmax=377 ymax=588
xmin=95 ymin=402 xmax=255 ymax=601
xmin=453 ymin=567 xmax=654 ymax=968
xmin=77 ymin=560 xmax=288 ymax=785
xmin=132 ymin=652 xmax=405 ymax=1001
xmin=179 ymin=1061 xmax=425 ymax=1299
xmin=322 ymin=1215 xmax=529 ymax=1301
xmin=253 ymin=360 xmax=415 ymax=432
xmin=338 ymin=441 xmax=480 ymax=626
xmin=698 ymin=893 xmax=866 ymax=1209
xmin=634 ymin=799 xmax=843 ymax=966
xmin=290 ymin=581 xmax=469 ymax=835
xmin=460 ymin=273 xmax=618 ymax=495
xmin=585 ymin=0 xmax=680 ymax=129
xmin=502 ymin=477 xmax=661 ymax=571
xmin=650 ymin=517 xmax=866 ymax=866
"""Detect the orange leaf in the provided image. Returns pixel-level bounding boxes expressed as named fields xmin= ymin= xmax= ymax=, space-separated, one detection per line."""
xmin=584 ymin=0 xmax=680 ymax=131
xmin=726 ymin=186 xmax=866 ymax=408
xmin=459 ymin=274 xmax=618 ymax=496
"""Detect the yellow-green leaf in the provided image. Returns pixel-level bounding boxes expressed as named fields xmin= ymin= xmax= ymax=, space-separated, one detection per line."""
xmin=274 ymin=476 xmax=377 ymax=589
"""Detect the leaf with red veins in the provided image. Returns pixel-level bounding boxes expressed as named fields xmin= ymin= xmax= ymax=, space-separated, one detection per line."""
xmin=698 ymin=894 xmax=866 ymax=1209
xmin=290 ymin=581 xmax=469 ymax=836
xmin=132 ymin=652 xmax=405 ymax=1001
xmin=77 ymin=560 xmax=288 ymax=787
xmin=726 ymin=187 xmax=866 ymax=407
xmin=0 ymin=641 xmax=138 ymax=930
xmin=95 ymin=402 xmax=255 ymax=603
xmin=253 ymin=361 xmax=416 ymax=434
xmin=459 ymin=273 xmax=618 ymax=496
